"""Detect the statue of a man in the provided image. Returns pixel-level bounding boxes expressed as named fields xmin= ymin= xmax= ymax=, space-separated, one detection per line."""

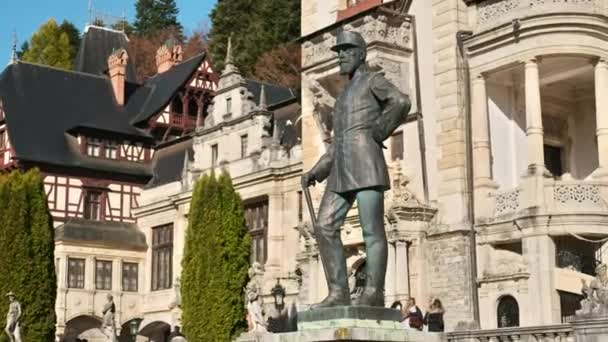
xmin=302 ymin=31 xmax=410 ymax=308
xmin=101 ymin=294 xmax=116 ymax=341
xmin=245 ymin=283 xmax=267 ymax=333
xmin=5 ymin=292 xmax=21 ymax=342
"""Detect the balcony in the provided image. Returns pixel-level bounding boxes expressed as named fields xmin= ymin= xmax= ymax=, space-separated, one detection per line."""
xmin=470 ymin=0 xmax=608 ymax=31
xmin=169 ymin=113 xmax=196 ymax=128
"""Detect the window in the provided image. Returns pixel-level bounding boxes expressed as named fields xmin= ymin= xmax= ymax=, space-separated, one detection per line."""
xmin=497 ymin=295 xmax=520 ymax=328
xmin=83 ymin=190 xmax=103 ymax=220
xmin=245 ymin=199 xmax=269 ymax=265
xmin=226 ymin=97 xmax=232 ymax=114
xmin=241 ymin=134 xmax=248 ymax=158
xmin=86 ymin=138 xmax=101 ymax=157
xmin=122 ymin=262 xmax=138 ymax=292
xmin=151 ymin=224 xmax=173 ymax=291
xmin=95 ymin=260 xmax=112 ymax=290
xmin=67 ymin=258 xmax=85 ymax=289
xmin=104 ymin=141 xmax=118 ymax=159
xmin=211 ymin=144 xmax=218 ymax=168
xmin=391 ymin=131 xmax=404 ymax=161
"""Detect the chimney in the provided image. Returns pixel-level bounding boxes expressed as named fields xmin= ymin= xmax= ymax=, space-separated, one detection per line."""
xmin=156 ymin=37 xmax=183 ymax=74
xmin=108 ymin=48 xmax=128 ymax=106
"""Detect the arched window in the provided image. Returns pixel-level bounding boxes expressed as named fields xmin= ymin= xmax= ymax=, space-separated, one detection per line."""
xmin=497 ymin=295 xmax=520 ymax=328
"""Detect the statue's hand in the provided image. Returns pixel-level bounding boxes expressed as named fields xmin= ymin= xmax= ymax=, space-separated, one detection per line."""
xmin=302 ymin=172 xmax=317 ymax=188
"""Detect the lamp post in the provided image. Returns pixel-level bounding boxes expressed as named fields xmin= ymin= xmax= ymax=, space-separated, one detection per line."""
xmin=129 ymin=319 xmax=141 ymax=342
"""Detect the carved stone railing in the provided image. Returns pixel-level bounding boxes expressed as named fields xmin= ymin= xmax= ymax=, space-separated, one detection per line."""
xmin=472 ymin=0 xmax=608 ymax=30
xmin=492 ymin=188 xmax=521 ymax=216
xmin=446 ymin=324 xmax=575 ymax=342
xmin=301 ymin=6 xmax=412 ymax=69
xmin=545 ymin=181 xmax=608 ymax=212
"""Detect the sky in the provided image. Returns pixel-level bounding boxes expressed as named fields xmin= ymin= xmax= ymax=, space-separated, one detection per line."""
xmin=0 ymin=0 xmax=217 ymax=65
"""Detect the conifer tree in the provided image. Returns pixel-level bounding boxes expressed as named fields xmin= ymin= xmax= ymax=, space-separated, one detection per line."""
xmin=22 ymin=19 xmax=73 ymax=69
xmin=181 ymin=172 xmax=250 ymax=340
xmin=134 ymin=0 xmax=184 ymax=37
xmin=59 ymin=20 xmax=81 ymax=63
xmin=0 ymin=170 xmax=56 ymax=341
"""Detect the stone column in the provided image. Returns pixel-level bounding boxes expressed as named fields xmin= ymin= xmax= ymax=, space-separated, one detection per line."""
xmin=471 ymin=74 xmax=493 ymax=187
xmin=266 ymin=192 xmax=284 ymax=275
xmin=524 ymin=58 xmax=546 ymax=174
xmin=395 ymin=241 xmax=409 ymax=301
xmin=595 ymin=58 xmax=608 ymax=178
xmin=385 ymin=241 xmax=396 ymax=304
xmin=524 ymin=235 xmax=560 ymax=325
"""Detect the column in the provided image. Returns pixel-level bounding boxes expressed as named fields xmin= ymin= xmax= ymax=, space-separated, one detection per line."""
xmin=524 ymin=235 xmax=560 ymax=325
xmin=524 ymin=58 xmax=546 ymax=173
xmin=471 ymin=74 xmax=493 ymax=187
xmin=395 ymin=241 xmax=409 ymax=301
xmin=384 ymin=241 xmax=396 ymax=304
xmin=595 ymin=58 xmax=608 ymax=177
xmin=266 ymin=192 xmax=283 ymax=274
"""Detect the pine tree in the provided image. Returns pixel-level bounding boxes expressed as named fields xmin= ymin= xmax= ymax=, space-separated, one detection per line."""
xmin=22 ymin=19 xmax=73 ymax=69
xmin=0 ymin=170 xmax=56 ymax=341
xmin=181 ymin=172 xmax=250 ymax=340
xmin=208 ymin=0 xmax=300 ymax=76
xmin=59 ymin=20 xmax=81 ymax=63
xmin=134 ymin=0 xmax=184 ymax=37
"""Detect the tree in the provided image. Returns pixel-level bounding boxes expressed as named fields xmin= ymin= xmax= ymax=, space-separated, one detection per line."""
xmin=59 ymin=20 xmax=81 ymax=63
xmin=111 ymin=20 xmax=135 ymax=36
xmin=208 ymin=0 xmax=300 ymax=76
xmin=254 ymin=43 xmax=301 ymax=89
xmin=16 ymin=41 xmax=29 ymax=60
xmin=91 ymin=17 xmax=106 ymax=27
xmin=134 ymin=0 xmax=183 ymax=37
xmin=22 ymin=19 xmax=73 ymax=69
xmin=181 ymin=172 xmax=250 ymax=340
xmin=128 ymin=26 xmax=183 ymax=82
xmin=0 ymin=170 xmax=56 ymax=342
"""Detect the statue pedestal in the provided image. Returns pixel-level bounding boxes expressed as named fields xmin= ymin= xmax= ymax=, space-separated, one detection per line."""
xmin=572 ymin=315 xmax=608 ymax=342
xmin=235 ymin=306 xmax=443 ymax=342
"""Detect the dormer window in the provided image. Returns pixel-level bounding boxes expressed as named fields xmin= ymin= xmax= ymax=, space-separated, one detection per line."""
xmin=226 ymin=97 xmax=232 ymax=114
xmin=104 ymin=141 xmax=118 ymax=159
xmin=86 ymin=138 xmax=102 ymax=157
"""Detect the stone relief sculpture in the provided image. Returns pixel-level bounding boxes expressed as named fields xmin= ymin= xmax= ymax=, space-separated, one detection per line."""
xmin=577 ymin=263 xmax=608 ymax=317
xmin=4 ymin=292 xmax=21 ymax=342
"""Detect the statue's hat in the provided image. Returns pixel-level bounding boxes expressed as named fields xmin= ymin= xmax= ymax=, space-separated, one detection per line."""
xmin=6 ymin=292 xmax=15 ymax=297
xmin=331 ymin=31 xmax=367 ymax=52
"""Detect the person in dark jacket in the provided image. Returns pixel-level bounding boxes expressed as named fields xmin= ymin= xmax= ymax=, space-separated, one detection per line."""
xmin=403 ymin=297 xmax=424 ymax=330
xmin=424 ymin=298 xmax=445 ymax=332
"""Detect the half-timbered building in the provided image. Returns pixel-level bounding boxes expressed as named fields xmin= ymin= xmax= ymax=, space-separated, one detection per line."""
xmin=0 ymin=25 xmax=217 ymax=341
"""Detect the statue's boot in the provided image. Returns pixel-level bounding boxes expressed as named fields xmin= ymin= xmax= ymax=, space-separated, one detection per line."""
xmin=311 ymin=289 xmax=351 ymax=309
xmin=353 ymin=287 xmax=384 ymax=307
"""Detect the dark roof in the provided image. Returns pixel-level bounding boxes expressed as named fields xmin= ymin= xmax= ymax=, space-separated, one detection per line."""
xmin=245 ymin=79 xmax=297 ymax=107
xmin=55 ymin=218 xmax=147 ymax=251
xmin=74 ymin=26 xmax=137 ymax=82
xmin=0 ymin=52 xmax=206 ymax=177
xmin=131 ymin=54 xmax=207 ymax=126
xmin=148 ymin=136 xmax=193 ymax=187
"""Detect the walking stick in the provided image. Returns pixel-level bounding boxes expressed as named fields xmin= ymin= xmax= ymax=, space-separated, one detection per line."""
xmin=301 ymin=178 xmax=317 ymax=227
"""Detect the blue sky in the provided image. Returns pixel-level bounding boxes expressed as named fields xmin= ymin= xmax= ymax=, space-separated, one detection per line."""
xmin=0 ymin=0 xmax=217 ymax=65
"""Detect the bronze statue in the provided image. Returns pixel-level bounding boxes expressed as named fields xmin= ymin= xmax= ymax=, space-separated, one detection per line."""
xmin=302 ymin=30 xmax=410 ymax=308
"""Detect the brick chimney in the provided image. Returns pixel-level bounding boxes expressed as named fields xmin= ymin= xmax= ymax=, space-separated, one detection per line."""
xmin=156 ymin=38 xmax=183 ymax=74
xmin=108 ymin=48 xmax=128 ymax=106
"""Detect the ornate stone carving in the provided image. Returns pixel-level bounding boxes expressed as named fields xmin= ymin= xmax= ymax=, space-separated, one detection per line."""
xmin=477 ymin=0 xmax=599 ymax=26
xmin=301 ymin=10 xmax=411 ymax=68
xmin=477 ymin=0 xmax=521 ymax=25
xmin=495 ymin=190 xmax=520 ymax=214
xmin=553 ymin=184 xmax=602 ymax=205
xmin=577 ymin=263 xmax=608 ymax=317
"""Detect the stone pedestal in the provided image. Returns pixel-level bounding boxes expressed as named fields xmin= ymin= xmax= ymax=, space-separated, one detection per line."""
xmin=235 ymin=306 xmax=443 ymax=342
xmin=572 ymin=315 xmax=608 ymax=342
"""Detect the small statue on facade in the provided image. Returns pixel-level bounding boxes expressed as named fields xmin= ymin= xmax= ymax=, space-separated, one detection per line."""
xmin=245 ymin=283 xmax=267 ymax=333
xmin=101 ymin=294 xmax=117 ymax=341
xmin=4 ymin=292 xmax=21 ymax=342
xmin=577 ymin=263 xmax=608 ymax=317
xmin=170 ymin=277 xmax=181 ymax=309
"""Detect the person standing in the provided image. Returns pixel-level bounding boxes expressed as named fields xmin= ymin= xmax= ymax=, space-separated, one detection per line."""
xmin=403 ymin=297 xmax=423 ymax=331
xmin=424 ymin=298 xmax=445 ymax=332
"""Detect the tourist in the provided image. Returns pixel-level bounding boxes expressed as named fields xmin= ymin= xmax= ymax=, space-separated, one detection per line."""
xmin=424 ymin=298 xmax=445 ymax=332
xmin=403 ymin=297 xmax=423 ymax=330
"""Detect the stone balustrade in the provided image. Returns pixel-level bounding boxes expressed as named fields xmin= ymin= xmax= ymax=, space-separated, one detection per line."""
xmin=472 ymin=0 xmax=608 ymax=30
xmin=446 ymin=324 xmax=575 ymax=342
